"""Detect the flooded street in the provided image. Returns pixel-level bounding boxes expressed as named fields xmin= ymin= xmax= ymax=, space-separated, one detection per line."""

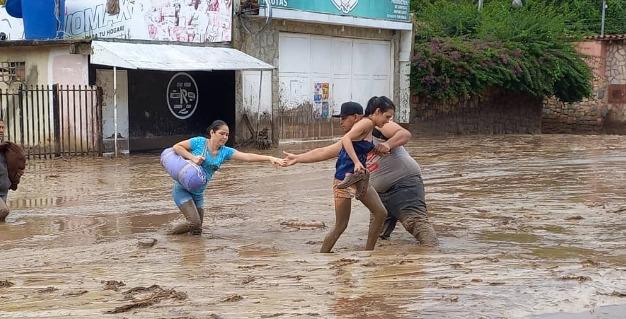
xmin=1 ymin=134 xmax=625 ymax=318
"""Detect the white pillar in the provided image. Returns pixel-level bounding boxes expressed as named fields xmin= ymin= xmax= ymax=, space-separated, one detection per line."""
xmin=113 ymin=66 xmax=118 ymax=157
xmin=397 ymin=29 xmax=413 ymax=123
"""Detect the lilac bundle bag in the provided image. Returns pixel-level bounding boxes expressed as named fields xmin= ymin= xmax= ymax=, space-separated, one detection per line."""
xmin=160 ymin=147 xmax=207 ymax=193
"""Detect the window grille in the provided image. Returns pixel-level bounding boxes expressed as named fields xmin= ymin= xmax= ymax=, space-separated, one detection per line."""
xmin=0 ymin=61 xmax=26 ymax=83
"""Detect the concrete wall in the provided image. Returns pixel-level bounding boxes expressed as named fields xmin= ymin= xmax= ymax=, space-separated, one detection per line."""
xmin=232 ymin=16 xmax=403 ymax=143
xmin=0 ymin=46 xmax=53 ymax=89
xmin=542 ymin=40 xmax=626 ymax=134
xmin=0 ymin=44 xmax=89 ymax=89
xmin=411 ymin=89 xmax=543 ymax=135
xmin=0 ymin=44 xmax=91 ymax=154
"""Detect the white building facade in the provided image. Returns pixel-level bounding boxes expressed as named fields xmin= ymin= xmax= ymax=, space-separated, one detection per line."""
xmin=234 ymin=0 xmax=413 ymax=141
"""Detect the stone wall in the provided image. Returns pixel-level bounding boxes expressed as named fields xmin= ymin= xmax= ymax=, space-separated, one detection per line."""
xmin=542 ymin=98 xmax=604 ymax=133
xmin=542 ymin=40 xmax=626 ymax=134
xmin=411 ymin=89 xmax=543 ymax=135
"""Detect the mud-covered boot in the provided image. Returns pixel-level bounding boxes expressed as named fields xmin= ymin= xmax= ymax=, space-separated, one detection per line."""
xmin=379 ymin=216 xmax=398 ymax=240
xmin=190 ymin=208 xmax=204 ymax=235
xmin=337 ymin=170 xmax=368 ymax=189
xmin=167 ymin=201 xmax=201 ymax=235
xmin=167 ymin=221 xmax=192 ymax=235
xmin=400 ymin=214 xmax=439 ymax=246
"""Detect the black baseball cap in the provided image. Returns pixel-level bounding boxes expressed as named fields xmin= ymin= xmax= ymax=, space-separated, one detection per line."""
xmin=332 ymin=101 xmax=363 ymax=118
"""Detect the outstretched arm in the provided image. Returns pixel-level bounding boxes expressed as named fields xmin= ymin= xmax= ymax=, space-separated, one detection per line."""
xmin=231 ymin=151 xmax=286 ymax=166
xmin=283 ymin=141 xmax=342 ymax=166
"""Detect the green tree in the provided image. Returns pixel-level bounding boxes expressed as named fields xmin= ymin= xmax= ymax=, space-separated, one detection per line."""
xmin=410 ymin=0 xmax=593 ymax=103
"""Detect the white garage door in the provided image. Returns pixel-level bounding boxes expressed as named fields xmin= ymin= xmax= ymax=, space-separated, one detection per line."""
xmin=279 ymin=33 xmax=392 ymax=117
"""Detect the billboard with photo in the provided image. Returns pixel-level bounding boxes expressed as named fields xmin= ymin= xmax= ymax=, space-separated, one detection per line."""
xmin=0 ymin=0 xmax=232 ymax=42
xmin=65 ymin=0 xmax=232 ymax=42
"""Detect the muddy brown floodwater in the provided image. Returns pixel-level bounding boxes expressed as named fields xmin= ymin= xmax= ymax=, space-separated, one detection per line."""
xmin=0 ymin=134 xmax=625 ymax=319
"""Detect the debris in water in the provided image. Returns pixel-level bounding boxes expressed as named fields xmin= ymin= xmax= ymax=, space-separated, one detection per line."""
xmin=608 ymin=207 xmax=626 ymax=214
xmin=331 ymin=258 xmax=359 ymax=268
xmin=581 ymin=259 xmax=599 ymax=267
xmin=106 ymin=285 xmax=187 ymax=313
xmin=242 ymin=276 xmax=256 ymax=285
xmin=559 ymin=275 xmax=591 ymax=282
xmin=63 ymin=290 xmax=88 ymax=296
xmin=565 ymin=215 xmax=584 ymax=221
xmin=138 ymin=238 xmax=157 ymax=248
xmin=238 ymin=264 xmax=269 ymax=269
xmin=102 ymin=280 xmax=126 ymax=291
xmin=37 ymin=286 xmax=58 ymax=293
xmin=438 ymin=295 xmax=459 ymax=302
xmin=466 ymin=256 xmax=500 ymax=263
xmin=280 ymin=220 xmax=326 ymax=230
xmin=261 ymin=313 xmax=286 ymax=318
xmin=280 ymin=274 xmax=304 ymax=281
xmin=488 ymin=282 xmax=506 ymax=286
xmin=222 ymin=294 xmax=243 ymax=302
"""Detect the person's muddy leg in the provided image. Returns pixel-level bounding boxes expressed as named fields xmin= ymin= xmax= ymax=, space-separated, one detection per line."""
xmin=0 ymin=198 xmax=9 ymax=222
xmin=380 ymin=215 xmax=398 ymax=240
xmin=398 ymin=209 xmax=438 ymax=246
xmin=398 ymin=174 xmax=438 ymax=246
xmin=168 ymin=200 xmax=201 ymax=235
xmin=190 ymin=207 xmax=205 ymax=235
xmin=377 ymin=191 xmax=398 ymax=239
xmin=320 ymin=197 xmax=351 ymax=253
xmin=354 ymin=171 xmax=370 ymax=200
xmin=359 ymin=186 xmax=387 ymax=250
xmin=180 ymin=200 xmax=202 ymax=234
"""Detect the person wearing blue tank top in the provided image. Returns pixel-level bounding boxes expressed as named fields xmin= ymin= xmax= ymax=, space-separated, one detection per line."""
xmin=333 ymin=103 xmax=375 ymax=200
xmin=283 ymin=99 xmax=395 ymax=253
xmin=167 ymin=120 xmax=286 ymax=235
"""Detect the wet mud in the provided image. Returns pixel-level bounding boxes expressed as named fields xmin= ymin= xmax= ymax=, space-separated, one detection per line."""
xmin=0 ymin=135 xmax=625 ymax=318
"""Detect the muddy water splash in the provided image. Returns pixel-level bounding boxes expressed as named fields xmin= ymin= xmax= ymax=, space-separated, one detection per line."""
xmin=0 ymin=135 xmax=625 ymax=318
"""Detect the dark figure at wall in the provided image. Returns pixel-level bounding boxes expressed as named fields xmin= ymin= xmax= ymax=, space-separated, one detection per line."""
xmin=0 ymin=120 xmax=26 ymax=222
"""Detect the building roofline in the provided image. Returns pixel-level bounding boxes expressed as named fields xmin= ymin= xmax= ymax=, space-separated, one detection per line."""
xmin=0 ymin=38 xmax=233 ymax=48
xmin=0 ymin=39 xmax=92 ymax=48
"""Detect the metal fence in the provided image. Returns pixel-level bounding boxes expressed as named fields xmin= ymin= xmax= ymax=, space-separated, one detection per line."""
xmin=0 ymin=84 xmax=103 ymax=158
xmin=277 ymin=103 xmax=340 ymax=141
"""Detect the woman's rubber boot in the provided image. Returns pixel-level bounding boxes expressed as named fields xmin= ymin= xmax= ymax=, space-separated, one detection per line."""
xmin=167 ymin=201 xmax=201 ymax=235
xmin=190 ymin=208 xmax=204 ymax=235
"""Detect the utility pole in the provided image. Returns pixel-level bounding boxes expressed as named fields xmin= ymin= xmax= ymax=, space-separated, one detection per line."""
xmin=601 ymin=0 xmax=607 ymax=36
xmin=478 ymin=0 xmax=483 ymax=11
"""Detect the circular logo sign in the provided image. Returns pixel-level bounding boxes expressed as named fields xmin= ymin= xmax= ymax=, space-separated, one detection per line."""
xmin=167 ymin=72 xmax=199 ymax=119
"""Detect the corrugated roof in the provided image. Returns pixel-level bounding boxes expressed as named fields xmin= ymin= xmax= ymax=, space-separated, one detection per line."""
xmin=583 ymin=34 xmax=626 ymax=41
xmin=90 ymin=41 xmax=274 ymax=71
